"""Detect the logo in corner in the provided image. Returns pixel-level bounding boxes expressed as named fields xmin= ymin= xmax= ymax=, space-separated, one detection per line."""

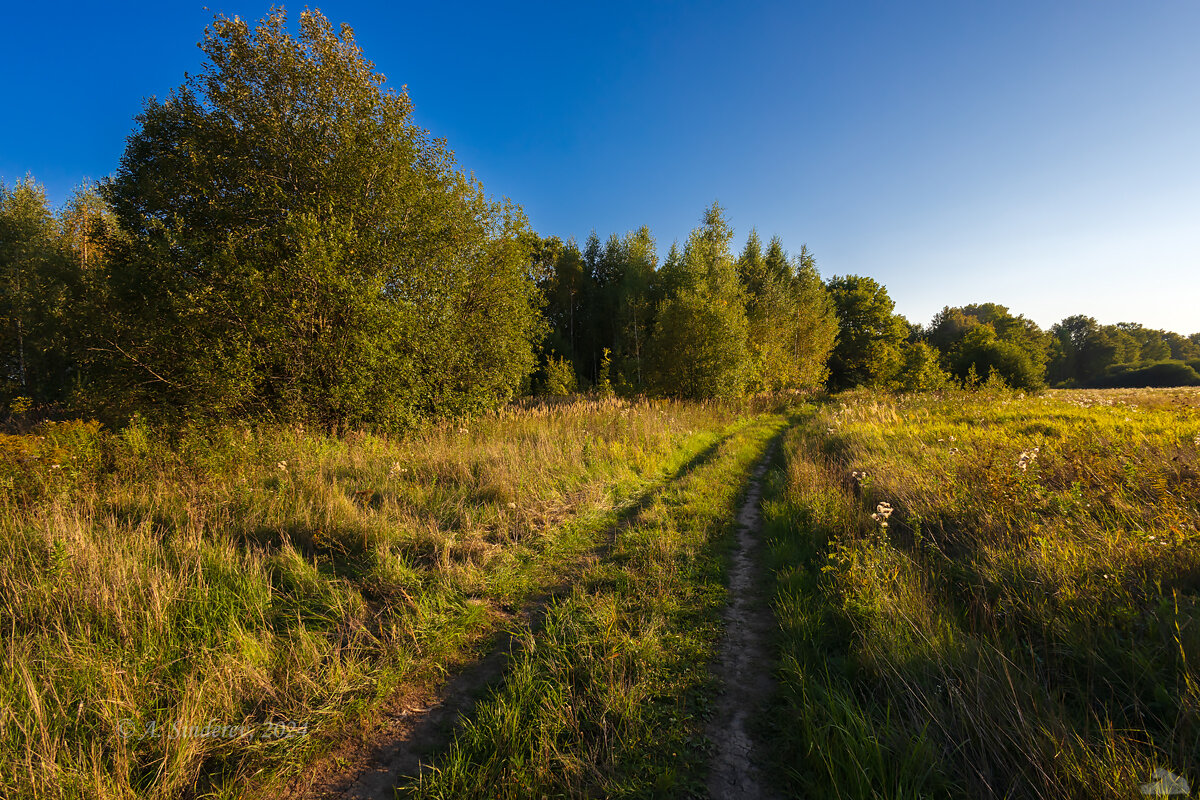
xmin=1140 ymin=768 xmax=1190 ymax=796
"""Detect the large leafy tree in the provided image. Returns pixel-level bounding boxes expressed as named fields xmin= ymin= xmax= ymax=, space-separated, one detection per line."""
xmin=100 ymin=9 xmax=541 ymax=427
xmin=926 ymin=303 xmax=1049 ymax=388
xmin=825 ymin=275 xmax=908 ymax=390
xmin=1047 ymin=315 xmax=1118 ymax=386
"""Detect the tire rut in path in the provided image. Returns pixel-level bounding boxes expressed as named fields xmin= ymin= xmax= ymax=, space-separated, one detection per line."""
xmin=707 ymin=451 xmax=778 ymax=800
xmin=283 ymin=434 xmax=732 ymax=800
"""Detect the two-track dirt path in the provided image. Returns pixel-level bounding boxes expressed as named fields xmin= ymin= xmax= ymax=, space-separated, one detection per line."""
xmin=283 ymin=435 xmax=782 ymax=800
xmin=283 ymin=435 xmax=733 ymax=800
xmin=706 ymin=452 xmax=779 ymax=800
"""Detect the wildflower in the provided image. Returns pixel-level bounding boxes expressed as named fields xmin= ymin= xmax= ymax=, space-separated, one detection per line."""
xmin=1016 ymin=447 xmax=1039 ymax=472
xmin=277 ymin=461 xmax=288 ymax=472
xmin=949 ymin=448 xmax=960 ymax=455
xmin=506 ymin=502 xmax=517 ymax=509
xmin=458 ymin=427 xmax=469 ymax=435
xmin=871 ymin=501 xmax=894 ymax=528
xmin=389 ymin=462 xmax=407 ymax=476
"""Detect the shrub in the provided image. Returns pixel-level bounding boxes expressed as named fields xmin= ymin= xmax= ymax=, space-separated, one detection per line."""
xmin=1091 ymin=360 xmax=1200 ymax=388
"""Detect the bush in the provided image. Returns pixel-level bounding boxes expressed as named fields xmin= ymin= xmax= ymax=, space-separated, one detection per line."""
xmin=1091 ymin=360 xmax=1200 ymax=388
xmin=539 ymin=355 xmax=578 ymax=397
xmin=950 ymin=326 xmax=1044 ymax=390
xmin=890 ymin=341 xmax=952 ymax=392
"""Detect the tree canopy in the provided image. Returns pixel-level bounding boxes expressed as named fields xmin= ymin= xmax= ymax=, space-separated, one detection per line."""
xmin=826 ymin=275 xmax=908 ymax=390
xmin=5 ymin=7 xmax=1200 ymax=421
xmin=98 ymin=9 xmax=542 ymax=427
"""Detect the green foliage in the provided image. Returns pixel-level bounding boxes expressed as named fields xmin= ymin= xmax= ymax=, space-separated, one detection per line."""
xmin=741 ymin=237 xmax=838 ymax=391
xmin=98 ymin=9 xmax=541 ymax=429
xmin=1091 ymin=360 xmax=1200 ymax=388
xmin=1048 ymin=316 xmax=1198 ymax=387
xmin=891 ymin=341 xmax=952 ymax=392
xmin=648 ymin=290 xmax=750 ymax=399
xmin=927 ymin=303 xmax=1049 ymax=389
xmin=536 ymin=227 xmax=658 ymax=394
xmin=0 ymin=179 xmax=83 ymax=408
xmin=949 ymin=324 xmax=1044 ymax=390
xmin=647 ymin=204 xmax=750 ymax=398
xmin=539 ymin=355 xmax=578 ymax=397
xmin=825 ymin=275 xmax=908 ymax=390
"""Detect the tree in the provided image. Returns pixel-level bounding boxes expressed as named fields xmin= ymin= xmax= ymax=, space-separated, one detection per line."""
xmin=615 ymin=227 xmax=656 ymax=390
xmin=927 ymin=303 xmax=1048 ymax=388
xmin=892 ymin=341 xmax=951 ymax=392
xmin=1048 ymin=315 xmax=1117 ymax=385
xmin=99 ymin=9 xmax=541 ymax=427
xmin=951 ymin=325 xmax=1042 ymax=390
xmin=789 ymin=244 xmax=839 ymax=388
xmin=0 ymin=179 xmax=79 ymax=406
xmin=739 ymin=235 xmax=837 ymax=391
xmin=825 ymin=275 xmax=907 ymax=390
xmin=647 ymin=203 xmax=749 ymax=398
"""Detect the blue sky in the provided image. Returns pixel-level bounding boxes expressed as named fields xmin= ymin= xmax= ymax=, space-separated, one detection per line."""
xmin=3 ymin=1 xmax=1197 ymax=333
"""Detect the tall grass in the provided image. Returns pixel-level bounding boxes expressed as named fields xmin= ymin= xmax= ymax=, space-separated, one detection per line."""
xmin=763 ymin=387 xmax=1200 ymax=798
xmin=407 ymin=411 xmax=791 ymax=798
xmin=0 ymin=397 xmax=744 ymax=798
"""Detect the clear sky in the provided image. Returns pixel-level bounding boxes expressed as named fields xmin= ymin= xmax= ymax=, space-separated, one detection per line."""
xmin=2 ymin=1 xmax=1197 ymax=334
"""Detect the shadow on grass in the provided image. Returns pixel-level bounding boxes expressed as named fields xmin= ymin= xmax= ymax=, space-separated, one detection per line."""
xmin=298 ymin=427 xmax=745 ymax=799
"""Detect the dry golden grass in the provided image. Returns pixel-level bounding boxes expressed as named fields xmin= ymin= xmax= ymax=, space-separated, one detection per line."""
xmin=765 ymin=387 xmax=1200 ymax=798
xmin=0 ymin=397 xmax=744 ymax=798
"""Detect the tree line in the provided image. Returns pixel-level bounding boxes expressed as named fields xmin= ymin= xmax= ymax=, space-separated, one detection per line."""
xmin=822 ymin=289 xmax=1200 ymax=392
xmin=2 ymin=8 xmax=1197 ymax=431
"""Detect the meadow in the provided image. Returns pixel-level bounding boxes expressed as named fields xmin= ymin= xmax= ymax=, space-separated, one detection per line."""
xmin=763 ymin=387 xmax=1200 ymax=798
xmin=0 ymin=397 xmax=760 ymax=798
xmin=5 ymin=386 xmax=1198 ymax=799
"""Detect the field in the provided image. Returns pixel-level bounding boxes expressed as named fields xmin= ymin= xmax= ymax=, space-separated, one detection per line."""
xmin=2 ymin=388 xmax=1198 ymax=798
xmin=763 ymin=387 xmax=1200 ymax=798
xmin=0 ymin=397 xmax=781 ymax=798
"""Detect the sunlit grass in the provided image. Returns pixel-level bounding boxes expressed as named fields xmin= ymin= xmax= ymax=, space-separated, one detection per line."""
xmin=406 ymin=412 xmax=790 ymax=799
xmin=763 ymin=387 xmax=1200 ymax=798
xmin=0 ymin=397 xmax=746 ymax=798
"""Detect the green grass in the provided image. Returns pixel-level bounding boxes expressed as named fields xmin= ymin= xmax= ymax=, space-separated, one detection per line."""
xmin=0 ymin=397 xmax=754 ymax=798
xmin=761 ymin=387 xmax=1200 ymax=798
xmin=403 ymin=411 xmax=791 ymax=799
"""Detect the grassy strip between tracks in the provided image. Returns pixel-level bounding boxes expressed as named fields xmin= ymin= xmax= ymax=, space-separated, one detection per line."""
xmin=403 ymin=411 xmax=792 ymax=799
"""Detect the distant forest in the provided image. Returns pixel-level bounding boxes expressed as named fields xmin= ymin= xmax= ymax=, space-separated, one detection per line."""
xmin=2 ymin=9 xmax=1198 ymax=430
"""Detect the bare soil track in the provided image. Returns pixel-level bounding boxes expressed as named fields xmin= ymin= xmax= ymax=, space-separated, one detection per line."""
xmin=706 ymin=452 xmax=779 ymax=800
